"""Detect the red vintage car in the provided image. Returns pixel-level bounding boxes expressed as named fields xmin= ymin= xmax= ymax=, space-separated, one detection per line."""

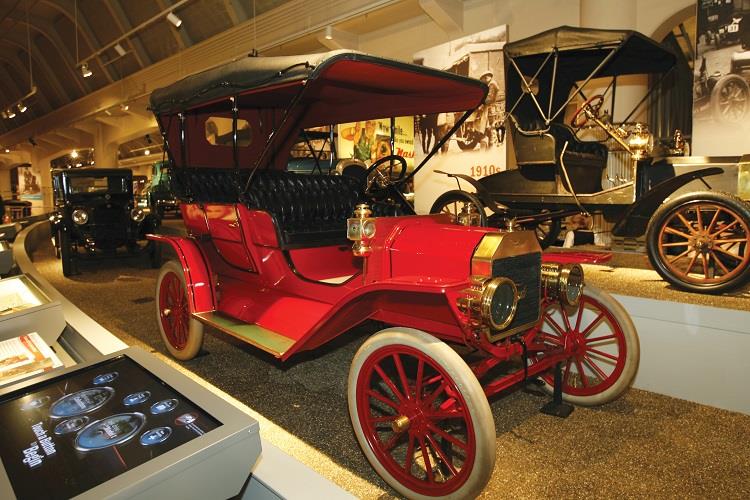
xmin=148 ymin=51 xmax=639 ymax=498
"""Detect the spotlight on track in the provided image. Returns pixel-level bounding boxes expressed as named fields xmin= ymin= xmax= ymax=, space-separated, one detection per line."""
xmin=114 ymin=43 xmax=127 ymax=57
xmin=81 ymin=63 xmax=93 ymax=78
xmin=167 ymin=12 xmax=182 ymax=28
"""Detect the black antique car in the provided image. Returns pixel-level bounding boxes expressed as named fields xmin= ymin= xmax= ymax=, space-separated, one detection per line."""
xmin=431 ymin=26 xmax=750 ymax=294
xmin=50 ymin=168 xmax=161 ymax=276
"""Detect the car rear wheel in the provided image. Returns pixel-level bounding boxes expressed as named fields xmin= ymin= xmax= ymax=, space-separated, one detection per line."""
xmin=530 ymin=285 xmax=639 ymax=406
xmin=156 ymin=260 xmax=204 ymax=360
xmin=348 ymin=328 xmax=495 ymax=499
xmin=646 ymin=191 xmax=750 ymax=293
xmin=430 ymin=190 xmax=487 ymax=226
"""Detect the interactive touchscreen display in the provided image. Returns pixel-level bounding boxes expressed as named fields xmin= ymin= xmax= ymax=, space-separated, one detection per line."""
xmin=0 ymin=355 xmax=221 ymax=499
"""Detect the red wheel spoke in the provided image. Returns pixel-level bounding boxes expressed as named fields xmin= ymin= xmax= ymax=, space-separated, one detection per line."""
xmin=538 ymin=332 xmax=563 ymax=346
xmin=368 ymin=415 xmax=397 ymax=424
xmin=422 ymin=381 xmax=447 ymax=409
xmin=374 ymin=365 xmax=406 ymax=403
xmin=426 ymin=434 xmax=459 ymax=477
xmin=573 ymin=299 xmax=585 ymax=332
xmin=585 ymin=334 xmax=616 ymax=343
xmin=382 ymin=432 xmax=404 ymax=451
xmin=393 ymin=354 xmax=412 ymax=400
xmin=367 ymin=389 xmax=399 ymax=410
xmin=585 ymin=347 xmax=619 ymax=361
xmin=582 ymin=354 xmax=609 ymax=382
xmin=560 ymin=307 xmax=573 ymax=334
xmin=579 ymin=312 xmax=605 ymax=338
xmin=428 ymin=409 xmax=466 ymax=421
xmin=543 ymin=312 xmax=567 ymax=337
xmin=404 ymin=433 xmax=415 ymax=472
xmin=418 ymin=437 xmax=435 ymax=484
xmin=426 ymin=422 xmax=468 ymax=450
xmin=575 ymin=359 xmax=588 ymax=388
xmin=415 ymin=359 xmax=424 ymax=401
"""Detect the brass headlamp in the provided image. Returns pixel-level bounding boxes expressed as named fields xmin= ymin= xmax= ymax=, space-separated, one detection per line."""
xmin=347 ymin=203 xmax=376 ymax=257
xmin=541 ymin=262 xmax=584 ymax=306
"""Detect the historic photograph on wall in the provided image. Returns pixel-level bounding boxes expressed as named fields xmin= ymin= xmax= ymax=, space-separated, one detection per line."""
xmin=692 ymin=0 xmax=750 ymax=155
xmin=412 ymin=25 xmax=508 ymax=214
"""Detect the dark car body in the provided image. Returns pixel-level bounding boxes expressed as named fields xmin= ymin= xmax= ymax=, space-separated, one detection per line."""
xmin=50 ymin=168 xmax=159 ymax=275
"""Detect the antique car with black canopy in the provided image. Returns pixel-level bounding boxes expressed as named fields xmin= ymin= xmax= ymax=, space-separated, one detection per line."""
xmin=430 ymin=26 xmax=750 ymax=294
xmin=148 ymin=50 xmax=639 ymax=498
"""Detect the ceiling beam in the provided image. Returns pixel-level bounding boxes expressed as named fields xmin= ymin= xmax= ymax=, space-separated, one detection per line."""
xmin=0 ymin=57 xmax=52 ymax=114
xmin=5 ymin=12 xmax=91 ymax=95
xmin=317 ymin=26 xmax=359 ymax=50
xmin=418 ymin=0 xmax=463 ymax=34
xmin=0 ymin=43 xmax=71 ymax=105
xmin=40 ymin=0 xmax=115 ymax=83
xmin=103 ymin=1 xmax=151 ymax=69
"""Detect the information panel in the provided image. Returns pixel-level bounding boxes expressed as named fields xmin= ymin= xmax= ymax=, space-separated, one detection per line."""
xmin=0 ymin=355 xmax=221 ymax=499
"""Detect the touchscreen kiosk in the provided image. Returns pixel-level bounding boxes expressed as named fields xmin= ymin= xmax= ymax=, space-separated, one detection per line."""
xmin=0 ymin=347 xmax=261 ymax=499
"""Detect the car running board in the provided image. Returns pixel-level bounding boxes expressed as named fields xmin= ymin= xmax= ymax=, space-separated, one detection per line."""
xmin=192 ymin=311 xmax=295 ymax=358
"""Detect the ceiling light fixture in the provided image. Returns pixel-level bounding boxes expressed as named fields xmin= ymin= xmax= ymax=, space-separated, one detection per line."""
xmin=81 ymin=63 xmax=93 ymax=78
xmin=166 ymin=12 xmax=182 ymax=28
xmin=114 ymin=43 xmax=127 ymax=57
xmin=17 ymin=102 xmax=27 ymax=113
xmin=70 ymin=150 xmax=79 ymax=159
xmin=324 ymin=25 xmax=333 ymax=40
xmin=120 ymin=103 xmax=129 ymax=111
xmin=144 ymin=149 xmax=151 ymax=156
xmin=3 ymin=148 xmax=10 ymax=154
xmin=7 ymin=109 xmax=16 ymax=119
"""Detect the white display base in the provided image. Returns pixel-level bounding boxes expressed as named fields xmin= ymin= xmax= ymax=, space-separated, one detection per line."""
xmin=614 ymin=293 xmax=750 ymax=416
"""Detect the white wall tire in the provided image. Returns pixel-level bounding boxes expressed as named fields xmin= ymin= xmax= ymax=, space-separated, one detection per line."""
xmin=155 ymin=260 xmax=204 ymax=361
xmin=348 ymin=328 xmax=495 ymax=499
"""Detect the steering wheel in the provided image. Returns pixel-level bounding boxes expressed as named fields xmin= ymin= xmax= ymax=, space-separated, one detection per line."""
xmin=364 ymin=154 xmax=408 ymax=193
xmin=571 ymin=94 xmax=605 ymax=128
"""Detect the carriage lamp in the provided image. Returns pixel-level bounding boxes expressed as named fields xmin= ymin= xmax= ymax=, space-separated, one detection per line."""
xmin=72 ymin=209 xmax=89 ymax=225
xmin=541 ymin=262 xmax=584 ymax=307
xmin=131 ymin=208 xmax=146 ymax=222
xmin=458 ymin=276 xmax=519 ymax=332
xmin=347 ymin=203 xmax=375 ymax=257
xmin=626 ymin=123 xmax=653 ymax=161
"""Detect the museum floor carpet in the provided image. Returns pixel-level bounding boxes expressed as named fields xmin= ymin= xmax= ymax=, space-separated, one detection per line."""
xmin=33 ymin=239 xmax=750 ymax=499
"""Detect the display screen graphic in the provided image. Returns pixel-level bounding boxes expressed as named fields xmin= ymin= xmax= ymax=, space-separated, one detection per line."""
xmin=0 ymin=355 xmax=221 ymax=499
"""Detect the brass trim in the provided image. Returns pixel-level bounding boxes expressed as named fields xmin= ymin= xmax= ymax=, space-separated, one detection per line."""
xmin=480 ymin=277 xmax=518 ymax=331
xmin=541 ymin=262 xmax=584 ymax=307
xmin=471 ymin=231 xmax=541 ymax=277
xmin=192 ymin=311 xmax=294 ymax=358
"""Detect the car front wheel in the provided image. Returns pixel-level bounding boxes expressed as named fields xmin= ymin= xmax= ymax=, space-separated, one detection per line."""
xmin=348 ymin=328 xmax=495 ymax=499
xmin=646 ymin=191 xmax=750 ymax=293
xmin=155 ymin=260 xmax=204 ymax=360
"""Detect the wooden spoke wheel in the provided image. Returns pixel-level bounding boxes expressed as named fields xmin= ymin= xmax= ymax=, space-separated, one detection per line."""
xmin=530 ymin=285 xmax=639 ymax=406
xmin=349 ymin=328 xmax=495 ymax=499
xmin=647 ymin=192 xmax=750 ymax=293
xmin=710 ymin=74 xmax=750 ymax=124
xmin=155 ymin=260 xmax=204 ymax=360
xmin=429 ymin=190 xmax=487 ymax=227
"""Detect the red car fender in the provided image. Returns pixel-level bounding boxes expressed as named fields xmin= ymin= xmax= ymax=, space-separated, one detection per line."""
xmin=147 ymin=234 xmax=215 ymax=314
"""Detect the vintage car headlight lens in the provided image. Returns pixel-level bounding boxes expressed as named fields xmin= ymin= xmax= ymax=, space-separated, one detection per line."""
xmin=72 ymin=209 xmax=89 ymax=225
xmin=480 ymin=277 xmax=518 ymax=330
xmin=541 ymin=263 xmax=584 ymax=307
xmin=361 ymin=219 xmax=376 ymax=238
xmin=131 ymin=208 xmax=146 ymax=222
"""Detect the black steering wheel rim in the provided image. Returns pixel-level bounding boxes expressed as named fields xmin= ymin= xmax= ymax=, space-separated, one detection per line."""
xmin=571 ymin=94 xmax=605 ymax=128
xmin=364 ymin=154 xmax=408 ymax=192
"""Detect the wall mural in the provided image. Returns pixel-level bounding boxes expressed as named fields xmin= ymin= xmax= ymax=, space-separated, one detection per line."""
xmin=411 ymin=25 xmax=508 ymax=214
xmin=692 ymin=0 xmax=750 ymax=155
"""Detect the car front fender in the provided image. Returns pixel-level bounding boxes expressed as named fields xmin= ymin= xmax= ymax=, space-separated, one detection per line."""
xmin=147 ymin=234 xmax=215 ymax=314
xmin=612 ymin=166 xmax=724 ymax=237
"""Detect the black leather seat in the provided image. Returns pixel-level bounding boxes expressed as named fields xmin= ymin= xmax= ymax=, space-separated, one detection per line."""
xmin=172 ymin=168 xmax=365 ymax=248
